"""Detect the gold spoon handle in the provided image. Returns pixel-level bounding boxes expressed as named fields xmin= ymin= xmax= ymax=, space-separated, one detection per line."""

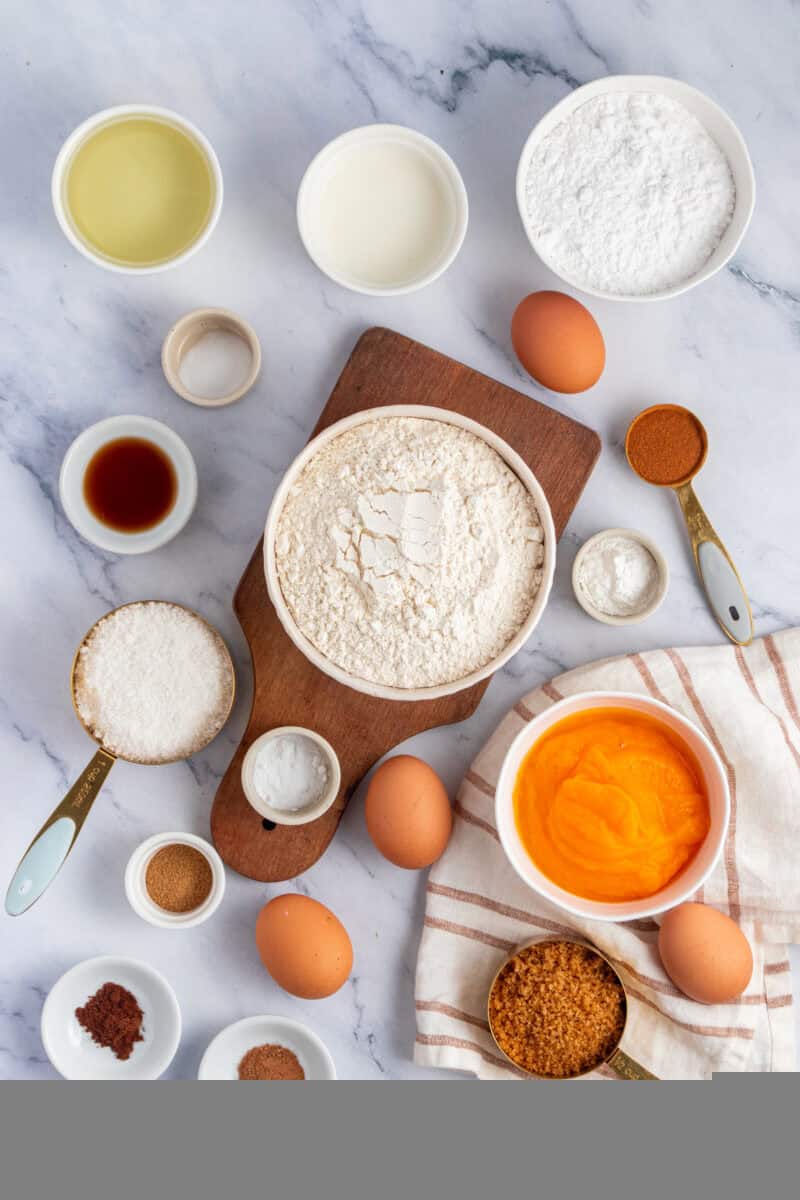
xmin=675 ymin=482 xmax=754 ymax=646
xmin=4 ymin=748 xmax=116 ymax=916
xmin=607 ymin=1046 xmax=658 ymax=1080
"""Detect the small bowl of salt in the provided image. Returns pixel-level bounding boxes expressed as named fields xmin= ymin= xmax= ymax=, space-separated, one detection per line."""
xmin=162 ymin=307 xmax=261 ymax=408
xmin=572 ymin=528 xmax=669 ymax=627
xmin=241 ymin=726 xmax=341 ymax=826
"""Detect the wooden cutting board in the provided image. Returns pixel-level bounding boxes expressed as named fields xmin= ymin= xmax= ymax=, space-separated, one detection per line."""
xmin=211 ymin=327 xmax=601 ymax=881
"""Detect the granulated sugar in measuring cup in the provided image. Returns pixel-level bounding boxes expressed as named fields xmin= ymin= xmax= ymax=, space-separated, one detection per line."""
xmin=6 ymin=601 xmax=235 ymax=915
xmin=625 ymin=403 xmax=753 ymax=646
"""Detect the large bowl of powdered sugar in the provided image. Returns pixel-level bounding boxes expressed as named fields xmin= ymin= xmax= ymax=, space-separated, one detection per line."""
xmin=264 ymin=406 xmax=556 ymax=700
xmin=517 ymin=75 xmax=755 ymax=301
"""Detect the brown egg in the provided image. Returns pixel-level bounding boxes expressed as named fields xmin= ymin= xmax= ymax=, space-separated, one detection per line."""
xmin=365 ymin=755 xmax=452 ymax=869
xmin=511 ymin=290 xmax=605 ymax=393
xmin=256 ymin=894 xmax=353 ymax=999
xmin=658 ymin=903 xmax=753 ymax=1005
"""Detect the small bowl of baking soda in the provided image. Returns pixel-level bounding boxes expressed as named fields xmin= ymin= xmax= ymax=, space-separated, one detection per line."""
xmin=241 ymin=727 xmax=341 ymax=826
xmin=572 ymin=528 xmax=669 ymax=626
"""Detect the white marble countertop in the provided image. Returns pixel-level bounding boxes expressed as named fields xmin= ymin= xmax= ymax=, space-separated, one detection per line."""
xmin=2 ymin=0 xmax=798 ymax=1079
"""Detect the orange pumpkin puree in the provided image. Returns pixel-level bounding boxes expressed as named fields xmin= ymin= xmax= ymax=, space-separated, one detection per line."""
xmin=513 ymin=708 xmax=710 ymax=902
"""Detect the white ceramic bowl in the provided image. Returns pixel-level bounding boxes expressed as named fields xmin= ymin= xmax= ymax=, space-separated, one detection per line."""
xmin=516 ymin=75 xmax=755 ymax=302
xmin=198 ymin=1015 xmax=336 ymax=1080
xmin=241 ymin=727 xmax=341 ymax=826
xmin=124 ymin=832 xmax=226 ymax=929
xmin=41 ymin=955 xmax=181 ymax=1079
xmin=264 ymin=405 xmax=557 ymax=701
xmin=297 ymin=124 xmax=468 ymax=295
xmin=495 ymin=691 xmax=730 ymax=922
xmin=52 ymin=104 xmax=223 ymax=274
xmin=572 ymin=528 xmax=669 ymax=626
xmin=59 ymin=414 xmax=198 ymax=554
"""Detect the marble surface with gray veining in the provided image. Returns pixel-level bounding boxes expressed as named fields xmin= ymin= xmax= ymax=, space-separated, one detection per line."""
xmin=2 ymin=0 xmax=798 ymax=1078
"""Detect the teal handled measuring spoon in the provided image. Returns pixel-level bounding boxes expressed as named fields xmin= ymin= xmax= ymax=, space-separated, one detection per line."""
xmin=625 ymin=404 xmax=753 ymax=646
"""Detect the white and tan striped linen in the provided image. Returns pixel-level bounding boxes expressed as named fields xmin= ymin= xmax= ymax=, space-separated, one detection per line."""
xmin=414 ymin=631 xmax=799 ymax=1079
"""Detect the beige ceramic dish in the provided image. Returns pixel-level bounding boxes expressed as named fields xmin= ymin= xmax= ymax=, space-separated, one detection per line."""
xmin=162 ymin=308 xmax=262 ymax=407
xmin=263 ymin=405 xmax=556 ymax=701
xmin=240 ymin=726 xmax=341 ymax=826
xmin=571 ymin=527 xmax=669 ymax=626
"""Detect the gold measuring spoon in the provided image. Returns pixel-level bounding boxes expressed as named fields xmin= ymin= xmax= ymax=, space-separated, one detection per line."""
xmin=625 ymin=404 xmax=753 ymax=646
xmin=5 ymin=601 xmax=235 ymax=917
xmin=488 ymin=936 xmax=657 ymax=1080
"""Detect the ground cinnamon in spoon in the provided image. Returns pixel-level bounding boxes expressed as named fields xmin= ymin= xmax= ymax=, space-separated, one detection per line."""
xmin=626 ymin=405 xmax=706 ymax=486
xmin=75 ymin=982 xmax=144 ymax=1061
xmin=238 ymin=1044 xmax=305 ymax=1080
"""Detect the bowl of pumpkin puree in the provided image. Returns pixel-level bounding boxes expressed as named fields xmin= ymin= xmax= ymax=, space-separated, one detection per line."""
xmin=495 ymin=693 xmax=729 ymax=922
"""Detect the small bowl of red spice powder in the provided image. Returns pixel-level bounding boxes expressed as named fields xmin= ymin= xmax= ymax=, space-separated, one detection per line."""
xmin=198 ymin=1015 xmax=336 ymax=1080
xmin=41 ymin=955 xmax=181 ymax=1079
xmin=125 ymin=831 xmax=226 ymax=928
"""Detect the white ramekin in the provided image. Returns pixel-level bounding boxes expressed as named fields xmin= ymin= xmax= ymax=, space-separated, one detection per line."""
xmin=297 ymin=124 xmax=468 ymax=295
xmin=59 ymin=414 xmax=198 ymax=555
xmin=495 ymin=691 xmax=730 ymax=922
xmin=241 ymin=727 xmax=341 ymax=826
xmin=51 ymin=104 xmax=223 ymax=274
xmin=516 ymin=75 xmax=755 ymax=302
xmin=263 ymin=405 xmax=557 ymax=702
xmin=571 ymin=528 xmax=669 ymax=626
xmin=41 ymin=955 xmax=181 ymax=1079
xmin=198 ymin=1015 xmax=336 ymax=1080
xmin=124 ymin=832 xmax=226 ymax=929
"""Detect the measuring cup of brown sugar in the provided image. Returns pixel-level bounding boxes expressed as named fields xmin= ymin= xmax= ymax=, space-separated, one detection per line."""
xmin=5 ymin=601 xmax=235 ymax=916
xmin=625 ymin=404 xmax=753 ymax=646
xmin=487 ymin=937 xmax=657 ymax=1080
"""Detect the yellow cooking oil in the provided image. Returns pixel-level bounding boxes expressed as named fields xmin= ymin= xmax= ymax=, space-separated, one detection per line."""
xmin=65 ymin=116 xmax=215 ymax=266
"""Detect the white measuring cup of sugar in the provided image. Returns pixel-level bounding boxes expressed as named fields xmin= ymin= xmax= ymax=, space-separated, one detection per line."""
xmin=5 ymin=601 xmax=235 ymax=916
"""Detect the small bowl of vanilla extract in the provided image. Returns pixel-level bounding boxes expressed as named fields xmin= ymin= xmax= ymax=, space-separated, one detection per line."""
xmin=59 ymin=415 xmax=197 ymax=554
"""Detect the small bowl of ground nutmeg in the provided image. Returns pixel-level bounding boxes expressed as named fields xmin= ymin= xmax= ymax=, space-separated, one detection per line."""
xmin=125 ymin=832 xmax=226 ymax=929
xmin=487 ymin=937 xmax=656 ymax=1080
xmin=198 ymin=1015 xmax=336 ymax=1080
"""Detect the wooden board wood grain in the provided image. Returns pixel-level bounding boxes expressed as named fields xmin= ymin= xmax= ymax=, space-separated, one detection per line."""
xmin=211 ymin=327 xmax=601 ymax=881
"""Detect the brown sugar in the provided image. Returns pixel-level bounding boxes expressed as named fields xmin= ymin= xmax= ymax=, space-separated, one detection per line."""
xmin=237 ymin=1044 xmax=305 ymax=1080
xmin=145 ymin=842 xmax=213 ymax=913
xmin=626 ymin=406 xmax=706 ymax=486
xmin=488 ymin=941 xmax=626 ymax=1078
xmin=75 ymin=981 xmax=144 ymax=1061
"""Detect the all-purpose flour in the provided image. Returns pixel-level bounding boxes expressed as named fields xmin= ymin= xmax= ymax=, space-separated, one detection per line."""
xmin=275 ymin=417 xmax=544 ymax=689
xmin=525 ymin=92 xmax=736 ymax=296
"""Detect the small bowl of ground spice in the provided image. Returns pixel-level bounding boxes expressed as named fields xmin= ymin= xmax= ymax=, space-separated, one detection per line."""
xmin=488 ymin=937 xmax=656 ymax=1080
xmin=41 ymin=955 xmax=181 ymax=1079
xmin=198 ymin=1015 xmax=336 ymax=1080
xmin=125 ymin=832 xmax=226 ymax=928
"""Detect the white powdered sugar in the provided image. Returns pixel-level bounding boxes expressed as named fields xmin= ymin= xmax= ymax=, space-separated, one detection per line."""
xmin=74 ymin=602 xmax=233 ymax=763
xmin=524 ymin=91 xmax=736 ymax=296
xmin=275 ymin=417 xmax=544 ymax=689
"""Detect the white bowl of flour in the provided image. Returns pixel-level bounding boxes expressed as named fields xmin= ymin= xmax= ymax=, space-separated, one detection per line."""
xmin=264 ymin=406 xmax=556 ymax=701
xmin=517 ymin=75 xmax=755 ymax=301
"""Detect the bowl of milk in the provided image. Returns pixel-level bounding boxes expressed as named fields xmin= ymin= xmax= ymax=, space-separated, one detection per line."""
xmin=297 ymin=124 xmax=468 ymax=295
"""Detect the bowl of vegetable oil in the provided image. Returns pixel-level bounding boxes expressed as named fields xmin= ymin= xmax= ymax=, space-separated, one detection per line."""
xmin=52 ymin=104 xmax=223 ymax=274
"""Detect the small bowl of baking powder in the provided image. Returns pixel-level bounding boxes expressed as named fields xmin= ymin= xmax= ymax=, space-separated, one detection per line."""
xmin=241 ymin=727 xmax=341 ymax=826
xmin=572 ymin=528 xmax=668 ymax=626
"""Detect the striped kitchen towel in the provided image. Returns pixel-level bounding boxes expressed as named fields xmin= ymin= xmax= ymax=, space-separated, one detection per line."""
xmin=414 ymin=631 xmax=798 ymax=1079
